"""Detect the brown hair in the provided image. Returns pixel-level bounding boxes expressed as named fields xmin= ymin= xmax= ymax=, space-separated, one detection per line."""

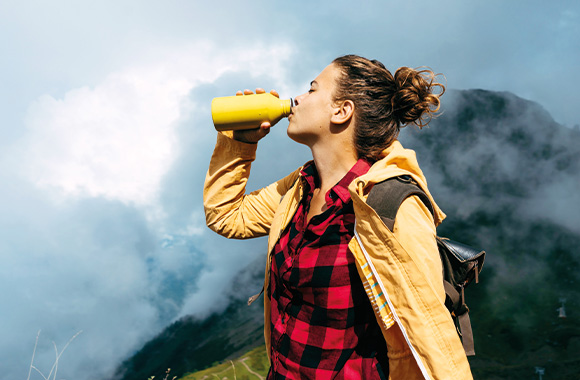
xmin=332 ymin=55 xmax=445 ymax=161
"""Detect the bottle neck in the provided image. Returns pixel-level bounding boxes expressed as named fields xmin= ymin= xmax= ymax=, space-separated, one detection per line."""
xmin=282 ymin=98 xmax=293 ymax=116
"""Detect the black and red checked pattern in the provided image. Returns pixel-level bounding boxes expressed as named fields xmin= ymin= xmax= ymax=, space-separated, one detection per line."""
xmin=267 ymin=159 xmax=388 ymax=380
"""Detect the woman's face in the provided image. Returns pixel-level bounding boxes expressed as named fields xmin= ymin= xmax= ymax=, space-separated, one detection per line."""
xmin=287 ymin=63 xmax=341 ymax=146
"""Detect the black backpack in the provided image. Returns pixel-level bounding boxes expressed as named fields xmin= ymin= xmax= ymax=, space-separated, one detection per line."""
xmin=366 ymin=175 xmax=485 ymax=356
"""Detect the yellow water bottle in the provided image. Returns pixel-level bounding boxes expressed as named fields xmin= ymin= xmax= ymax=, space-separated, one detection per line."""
xmin=211 ymin=93 xmax=293 ymax=131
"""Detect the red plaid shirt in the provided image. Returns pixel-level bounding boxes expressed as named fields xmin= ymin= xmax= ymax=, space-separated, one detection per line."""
xmin=268 ymin=159 xmax=388 ymax=380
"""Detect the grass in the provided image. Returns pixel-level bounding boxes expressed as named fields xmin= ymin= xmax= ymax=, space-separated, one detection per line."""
xmin=148 ymin=368 xmax=177 ymax=380
xmin=27 ymin=330 xmax=83 ymax=380
xmin=179 ymin=345 xmax=269 ymax=380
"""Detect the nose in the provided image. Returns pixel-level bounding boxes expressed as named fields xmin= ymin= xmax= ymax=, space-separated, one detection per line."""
xmin=294 ymin=93 xmax=305 ymax=106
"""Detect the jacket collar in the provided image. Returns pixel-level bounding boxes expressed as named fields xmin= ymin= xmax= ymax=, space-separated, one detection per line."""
xmin=348 ymin=140 xmax=447 ymax=226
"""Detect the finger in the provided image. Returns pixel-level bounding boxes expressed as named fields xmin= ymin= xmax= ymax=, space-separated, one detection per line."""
xmin=236 ymin=90 xmax=243 ymax=96
xmin=258 ymin=126 xmax=271 ymax=138
xmin=260 ymin=122 xmax=272 ymax=130
xmin=255 ymin=88 xmax=266 ymax=94
xmin=243 ymin=89 xmax=254 ymax=95
xmin=270 ymin=90 xmax=279 ymax=98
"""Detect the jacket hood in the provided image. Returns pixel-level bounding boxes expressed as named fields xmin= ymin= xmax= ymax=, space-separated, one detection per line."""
xmin=349 ymin=140 xmax=446 ymax=226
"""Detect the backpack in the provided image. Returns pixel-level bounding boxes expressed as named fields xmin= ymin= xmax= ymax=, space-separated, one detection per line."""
xmin=366 ymin=175 xmax=485 ymax=356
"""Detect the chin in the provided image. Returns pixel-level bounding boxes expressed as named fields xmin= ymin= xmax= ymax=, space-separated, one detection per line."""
xmin=287 ymin=129 xmax=314 ymax=148
xmin=286 ymin=126 xmax=303 ymax=143
xmin=286 ymin=128 xmax=302 ymax=144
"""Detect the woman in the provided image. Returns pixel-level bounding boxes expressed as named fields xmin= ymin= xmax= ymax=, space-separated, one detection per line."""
xmin=204 ymin=55 xmax=473 ymax=379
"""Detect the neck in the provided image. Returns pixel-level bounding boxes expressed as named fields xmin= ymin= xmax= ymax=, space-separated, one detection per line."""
xmin=310 ymin=140 xmax=358 ymax=191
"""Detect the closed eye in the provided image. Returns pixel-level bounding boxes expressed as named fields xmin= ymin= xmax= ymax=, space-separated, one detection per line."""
xmin=309 ymin=80 xmax=318 ymax=93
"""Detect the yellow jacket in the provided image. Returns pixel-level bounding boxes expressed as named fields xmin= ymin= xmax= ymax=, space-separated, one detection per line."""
xmin=204 ymin=132 xmax=473 ymax=380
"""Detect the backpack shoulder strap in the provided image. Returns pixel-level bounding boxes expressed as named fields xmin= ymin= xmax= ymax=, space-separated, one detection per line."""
xmin=366 ymin=175 xmax=434 ymax=231
xmin=367 ymin=176 xmax=482 ymax=356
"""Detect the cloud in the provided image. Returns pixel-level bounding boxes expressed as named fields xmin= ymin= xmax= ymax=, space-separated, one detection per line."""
xmin=20 ymin=79 xmax=183 ymax=205
xmin=0 ymin=187 xmax=162 ymax=380
xmin=12 ymin=41 xmax=296 ymax=206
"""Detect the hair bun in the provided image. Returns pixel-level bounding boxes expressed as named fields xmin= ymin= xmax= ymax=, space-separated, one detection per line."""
xmin=392 ymin=67 xmax=445 ymax=127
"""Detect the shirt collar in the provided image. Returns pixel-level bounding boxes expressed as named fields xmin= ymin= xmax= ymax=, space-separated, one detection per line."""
xmin=300 ymin=158 xmax=371 ymax=206
xmin=300 ymin=160 xmax=318 ymax=194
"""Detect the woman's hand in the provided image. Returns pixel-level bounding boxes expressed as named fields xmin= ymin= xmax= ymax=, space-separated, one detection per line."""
xmin=232 ymin=88 xmax=280 ymax=144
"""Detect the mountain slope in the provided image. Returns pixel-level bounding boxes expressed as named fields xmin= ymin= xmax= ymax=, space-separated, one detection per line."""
xmin=113 ymin=258 xmax=265 ymax=380
xmin=400 ymin=89 xmax=580 ymax=379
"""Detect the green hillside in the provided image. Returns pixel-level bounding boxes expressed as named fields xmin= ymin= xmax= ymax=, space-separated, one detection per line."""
xmin=178 ymin=345 xmax=269 ymax=380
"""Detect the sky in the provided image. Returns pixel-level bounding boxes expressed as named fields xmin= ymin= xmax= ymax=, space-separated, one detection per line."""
xmin=0 ymin=1 xmax=578 ymax=379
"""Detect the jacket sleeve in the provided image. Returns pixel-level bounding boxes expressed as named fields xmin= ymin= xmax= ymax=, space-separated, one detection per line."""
xmin=203 ymin=132 xmax=300 ymax=239
xmin=385 ymin=195 xmax=472 ymax=380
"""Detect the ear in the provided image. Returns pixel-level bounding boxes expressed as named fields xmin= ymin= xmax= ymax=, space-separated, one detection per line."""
xmin=331 ymin=99 xmax=355 ymax=125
